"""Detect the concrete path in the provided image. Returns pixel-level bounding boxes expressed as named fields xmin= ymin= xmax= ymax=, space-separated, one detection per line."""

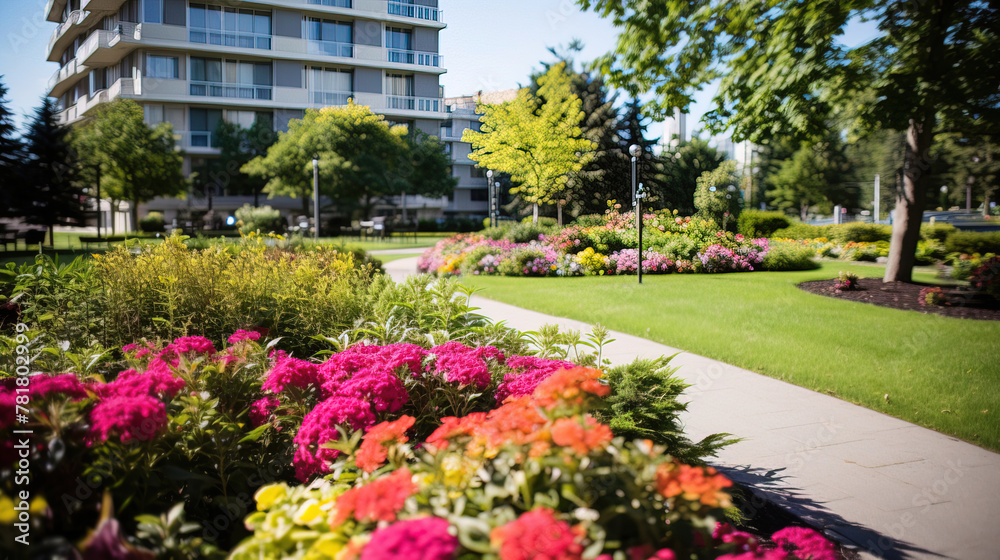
xmin=384 ymin=256 xmax=1000 ymax=560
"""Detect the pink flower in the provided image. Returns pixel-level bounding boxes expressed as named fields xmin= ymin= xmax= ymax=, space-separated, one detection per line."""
xmin=249 ymin=396 xmax=281 ymax=427
xmin=429 ymin=341 xmax=504 ymax=389
xmin=491 ymin=507 xmax=584 ymax=560
xmin=495 ymin=356 xmax=575 ymax=403
xmin=99 ymin=359 xmax=186 ymax=399
xmin=293 ymin=396 xmax=375 ymax=481
xmin=28 ymin=374 xmax=88 ymax=400
xmin=158 ymin=336 xmax=216 ymax=362
xmin=227 ymin=329 xmax=262 ymax=344
xmin=262 ymin=351 xmax=322 ymax=394
xmin=772 ymin=527 xmax=836 ymax=560
xmin=90 ymin=395 xmax=167 ymax=443
xmin=360 ymin=517 xmax=458 ymax=560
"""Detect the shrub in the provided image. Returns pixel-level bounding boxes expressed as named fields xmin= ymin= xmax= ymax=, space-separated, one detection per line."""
xmin=834 ymin=270 xmax=859 ymax=291
xmin=829 ymin=222 xmax=892 ymax=243
xmin=950 ymin=252 xmax=997 ymax=280
xmin=572 ymin=213 xmax=605 ymax=227
xmin=503 ymin=221 xmax=558 ymax=243
xmin=969 ymin=256 xmax=1000 ymax=299
xmin=944 ymin=231 xmax=1000 ymax=255
xmin=138 ymin=211 xmax=165 ymax=232
xmin=235 ymin=204 xmax=285 ymax=234
xmin=761 ymin=240 xmax=821 ymax=271
xmin=654 ymin=234 xmax=701 ymax=261
xmin=693 ymin=160 xmax=741 ymax=231
xmin=772 ymin=222 xmax=831 ymax=240
xmin=738 ymin=210 xmax=790 ymax=238
xmin=698 ymin=240 xmax=768 ymax=272
xmin=919 ymin=286 xmax=950 ymax=306
xmin=921 ymin=222 xmax=957 ymax=242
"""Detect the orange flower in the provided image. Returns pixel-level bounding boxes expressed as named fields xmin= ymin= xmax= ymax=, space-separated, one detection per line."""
xmin=355 ymin=415 xmax=415 ymax=473
xmin=532 ymin=368 xmax=609 ymax=409
xmin=550 ymin=417 xmax=613 ymax=455
xmin=655 ymin=462 xmax=732 ymax=507
xmin=331 ymin=468 xmax=416 ymax=526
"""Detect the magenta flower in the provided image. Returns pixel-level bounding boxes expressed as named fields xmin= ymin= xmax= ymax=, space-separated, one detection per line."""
xmin=100 ymin=359 xmax=186 ymax=400
xmin=90 ymin=395 xmax=167 ymax=443
xmin=159 ymin=336 xmax=216 ymax=361
xmin=28 ymin=374 xmax=89 ymax=400
xmin=249 ymin=396 xmax=281 ymax=427
xmin=262 ymin=351 xmax=322 ymax=394
xmin=227 ymin=329 xmax=262 ymax=345
xmin=293 ymin=396 xmax=375 ymax=481
xmin=429 ymin=341 xmax=504 ymax=389
xmin=361 ymin=517 xmax=458 ymax=560
xmin=772 ymin=527 xmax=837 ymax=560
xmin=495 ymin=356 xmax=575 ymax=403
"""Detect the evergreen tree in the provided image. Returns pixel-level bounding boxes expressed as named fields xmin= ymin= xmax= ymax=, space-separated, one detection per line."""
xmin=0 ymin=77 xmax=23 ymax=216
xmin=767 ymin=136 xmax=853 ymax=221
xmin=931 ymin=134 xmax=999 ymax=216
xmin=19 ymin=97 xmax=86 ymax=244
xmin=654 ymin=136 xmax=726 ymax=215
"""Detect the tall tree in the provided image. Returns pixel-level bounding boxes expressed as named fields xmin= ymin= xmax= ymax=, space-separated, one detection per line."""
xmin=244 ymin=102 xmax=453 ymax=218
xmin=931 ymin=133 xmax=999 ymax=216
xmin=0 ymin=77 xmax=22 ymax=214
xmin=654 ymin=136 xmax=727 ymax=215
xmin=192 ymin=118 xmax=276 ymax=207
xmin=19 ymin=98 xmax=86 ymax=244
xmin=768 ymin=138 xmax=852 ymax=221
xmin=463 ymin=62 xmax=595 ymax=222
xmin=72 ymin=99 xmax=184 ymax=231
xmin=577 ymin=0 xmax=1000 ymax=282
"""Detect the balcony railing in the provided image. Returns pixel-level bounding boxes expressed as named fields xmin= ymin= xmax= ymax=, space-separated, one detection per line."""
xmin=189 ymin=29 xmax=272 ymax=50
xmin=308 ymin=0 xmax=352 ymax=6
xmin=48 ymin=57 xmax=80 ymax=93
xmin=386 ymin=48 xmax=441 ymax=67
xmin=387 ymin=95 xmax=442 ymax=113
xmin=310 ymin=91 xmax=353 ymax=106
xmin=48 ymin=10 xmax=86 ymax=55
xmin=307 ymin=40 xmax=354 ymax=58
xmin=189 ymin=81 xmax=273 ymax=101
xmin=77 ymin=22 xmax=141 ymax=66
xmin=188 ymin=131 xmax=216 ymax=148
xmin=387 ymin=1 xmax=442 ymax=22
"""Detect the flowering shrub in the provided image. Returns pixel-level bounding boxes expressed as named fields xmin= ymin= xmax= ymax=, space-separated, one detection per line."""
xmin=233 ymin=367 xmax=837 ymax=560
xmin=420 ymin=210 xmax=769 ymax=277
xmin=834 ymin=271 xmax=860 ymax=291
xmin=969 ymin=255 xmax=1000 ymax=299
xmin=919 ymin=286 xmax=951 ymax=307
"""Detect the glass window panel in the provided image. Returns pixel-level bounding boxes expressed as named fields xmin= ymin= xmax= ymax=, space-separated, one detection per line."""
xmin=206 ymin=6 xmax=221 ymax=30
xmin=190 ymin=4 xmax=205 ymax=28
xmin=224 ymin=8 xmax=237 ymax=31
xmin=191 ymin=57 xmax=205 ymax=81
xmin=254 ymin=63 xmax=272 ymax=86
xmin=239 ymin=11 xmax=252 ymax=33
xmin=255 ymin=112 xmax=273 ymax=130
xmin=143 ymin=0 xmax=161 ymax=23
xmin=144 ymin=104 xmax=163 ymax=125
xmin=340 ymin=22 xmax=352 ymax=43
xmin=190 ymin=108 xmax=207 ymax=130
xmin=240 ymin=62 xmax=253 ymax=85
xmin=254 ymin=13 xmax=270 ymax=35
xmin=321 ymin=21 xmax=336 ymax=41
xmin=206 ymin=59 xmax=222 ymax=82
xmin=225 ymin=60 xmax=239 ymax=83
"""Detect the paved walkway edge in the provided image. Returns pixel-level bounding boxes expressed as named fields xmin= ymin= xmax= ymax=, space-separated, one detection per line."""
xmin=384 ymin=257 xmax=1000 ymax=560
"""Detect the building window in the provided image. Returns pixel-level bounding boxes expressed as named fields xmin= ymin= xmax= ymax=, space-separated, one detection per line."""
xmin=387 ymin=0 xmax=440 ymax=22
xmin=142 ymin=0 xmax=162 ymax=23
xmin=308 ymin=67 xmax=353 ymax=106
xmin=471 ymin=167 xmax=487 ymax=178
xmin=190 ymin=58 xmax=272 ymax=100
xmin=190 ymin=107 xmax=223 ymax=147
xmin=189 ymin=4 xmax=272 ymax=50
xmin=470 ymin=189 xmax=488 ymax=202
xmin=306 ymin=18 xmax=353 ymax=57
xmin=146 ymin=54 xmax=179 ymax=79
xmin=385 ymin=27 xmax=437 ymax=65
xmin=144 ymin=104 xmax=164 ymax=125
xmin=308 ymin=0 xmax=351 ymax=6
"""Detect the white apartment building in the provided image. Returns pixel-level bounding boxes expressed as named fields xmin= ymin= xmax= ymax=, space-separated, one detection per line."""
xmin=45 ymin=0 xmax=446 ymax=178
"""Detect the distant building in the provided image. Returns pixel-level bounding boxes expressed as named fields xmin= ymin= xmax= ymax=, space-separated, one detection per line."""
xmin=45 ymin=0 xmax=447 ymax=181
xmin=661 ymin=107 xmax=687 ymax=148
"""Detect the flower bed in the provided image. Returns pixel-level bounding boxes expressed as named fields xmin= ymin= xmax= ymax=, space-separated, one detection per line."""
xmin=418 ymin=211 xmax=773 ymax=277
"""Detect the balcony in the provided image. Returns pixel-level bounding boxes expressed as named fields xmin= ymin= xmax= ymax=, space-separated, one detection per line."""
xmin=47 ymin=10 xmax=86 ymax=58
xmin=189 ymin=81 xmax=273 ymax=101
xmin=307 ymin=40 xmax=354 ymax=58
xmin=45 ymin=0 xmax=67 ymax=22
xmin=386 ymin=95 xmax=443 ymax=113
xmin=386 ymin=1 xmax=443 ymax=23
xmin=385 ymin=48 xmax=441 ymax=68
xmin=78 ymin=23 xmax=142 ymax=67
xmin=79 ymin=78 xmax=136 ymax=116
xmin=309 ymin=90 xmax=353 ymax=107
xmin=81 ymin=0 xmax=128 ymax=11
xmin=47 ymin=57 xmax=85 ymax=97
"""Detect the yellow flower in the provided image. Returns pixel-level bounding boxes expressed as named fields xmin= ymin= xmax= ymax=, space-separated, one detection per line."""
xmin=0 ymin=496 xmax=14 ymax=524
xmin=255 ymin=484 xmax=288 ymax=511
xmin=293 ymin=499 xmax=322 ymax=525
xmin=29 ymin=496 xmax=47 ymax=516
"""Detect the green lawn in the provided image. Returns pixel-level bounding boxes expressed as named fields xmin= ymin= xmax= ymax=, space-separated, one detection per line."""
xmin=462 ymin=262 xmax=1000 ymax=451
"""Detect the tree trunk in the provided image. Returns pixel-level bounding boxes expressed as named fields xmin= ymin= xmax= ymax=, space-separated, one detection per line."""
xmin=800 ymin=203 xmax=808 ymax=222
xmin=111 ymin=201 xmax=118 ymax=235
xmin=301 ymin=195 xmax=309 ymax=218
xmin=884 ymin=115 xmax=935 ymax=283
xmin=532 ymin=202 xmax=539 ymax=224
xmin=131 ymin=195 xmax=140 ymax=233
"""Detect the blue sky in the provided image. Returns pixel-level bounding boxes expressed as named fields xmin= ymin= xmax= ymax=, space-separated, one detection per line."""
xmin=0 ymin=1 xmax=880 ymax=138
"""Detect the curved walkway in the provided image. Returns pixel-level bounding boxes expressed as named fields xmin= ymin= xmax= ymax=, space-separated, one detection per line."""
xmin=384 ymin=256 xmax=1000 ymax=560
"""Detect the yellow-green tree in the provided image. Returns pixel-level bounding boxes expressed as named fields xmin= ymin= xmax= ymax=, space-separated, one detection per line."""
xmin=463 ymin=62 xmax=595 ymax=222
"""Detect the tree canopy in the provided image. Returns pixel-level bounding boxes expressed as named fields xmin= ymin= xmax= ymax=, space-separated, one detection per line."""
xmin=577 ymin=0 xmax=1000 ymax=281
xmin=243 ymin=102 xmax=454 ymax=218
xmin=71 ymin=99 xmax=184 ymax=230
xmin=463 ymin=62 xmax=595 ymax=221
xmin=0 ymin=77 xmax=22 ymax=215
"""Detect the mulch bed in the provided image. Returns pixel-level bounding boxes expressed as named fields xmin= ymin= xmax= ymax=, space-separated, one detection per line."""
xmin=798 ymin=277 xmax=1000 ymax=321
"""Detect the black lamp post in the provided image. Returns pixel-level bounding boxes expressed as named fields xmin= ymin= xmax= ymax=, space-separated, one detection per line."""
xmin=636 ymin=183 xmax=646 ymax=284
xmin=486 ymin=169 xmax=495 ymax=227
xmin=629 ymin=144 xmax=641 ymax=228
xmin=312 ymin=155 xmax=320 ymax=241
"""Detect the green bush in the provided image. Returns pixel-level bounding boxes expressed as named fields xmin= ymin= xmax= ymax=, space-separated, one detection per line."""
xmin=772 ymin=222 xmax=831 ymax=240
xmin=693 ymin=160 xmax=741 ymax=232
xmin=653 ymin=235 xmax=701 ymax=261
xmin=503 ymin=222 xmax=558 ymax=243
xmin=829 ymin=222 xmax=892 ymax=243
xmin=572 ymin=213 xmax=605 ymax=227
xmin=235 ymin=204 xmax=286 ymax=234
xmin=921 ymin=222 xmax=957 ymax=242
xmin=944 ymin=231 xmax=1000 ymax=255
xmin=738 ymin=210 xmax=790 ymax=238
xmin=138 ymin=211 xmax=165 ymax=232
xmin=761 ymin=240 xmax=821 ymax=271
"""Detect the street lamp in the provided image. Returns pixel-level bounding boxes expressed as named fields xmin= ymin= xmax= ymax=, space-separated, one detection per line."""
xmin=312 ymin=155 xmax=320 ymax=242
xmin=940 ymin=185 xmax=949 ymax=210
xmin=486 ymin=169 xmax=495 ymax=227
xmin=494 ymin=181 xmax=501 ymax=227
xmin=629 ymin=144 xmax=641 ymax=229
xmin=635 ymin=183 xmax=647 ymax=284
